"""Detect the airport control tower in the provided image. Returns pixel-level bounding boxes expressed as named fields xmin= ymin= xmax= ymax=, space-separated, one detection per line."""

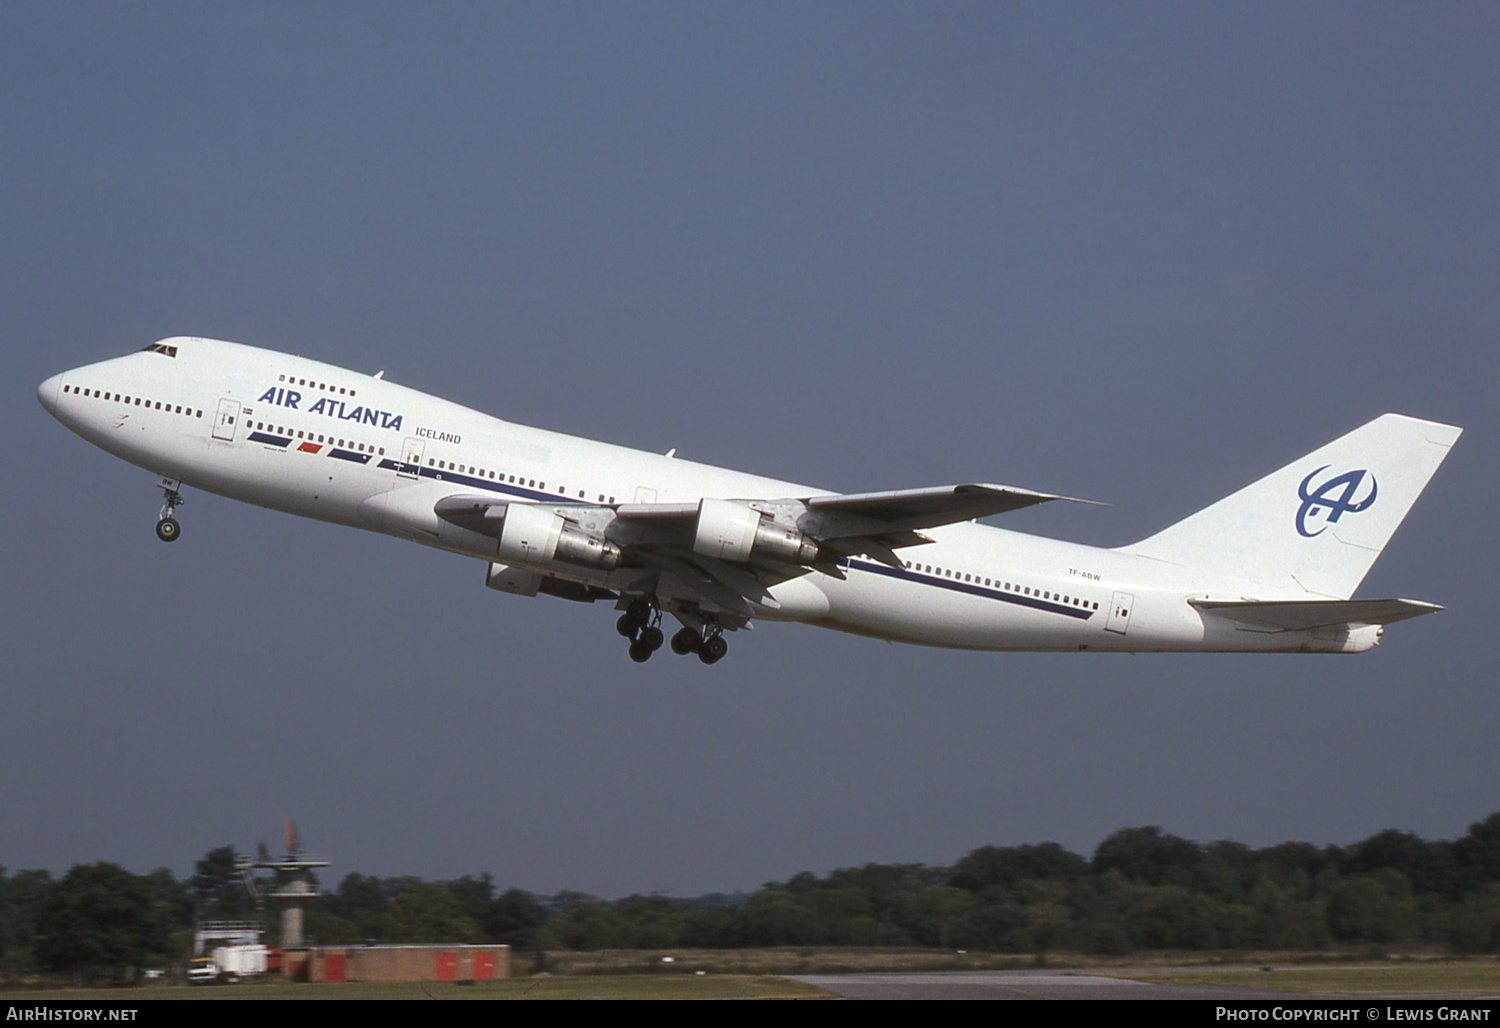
xmin=236 ymin=819 xmax=327 ymax=949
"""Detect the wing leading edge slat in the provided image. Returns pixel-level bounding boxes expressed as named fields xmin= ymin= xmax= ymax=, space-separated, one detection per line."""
xmin=805 ymin=483 xmax=1102 ymax=533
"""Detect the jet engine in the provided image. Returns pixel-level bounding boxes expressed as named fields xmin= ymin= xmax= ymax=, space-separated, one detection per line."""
xmin=496 ymin=502 xmax=622 ymax=571
xmin=692 ymin=498 xmax=820 ymax=565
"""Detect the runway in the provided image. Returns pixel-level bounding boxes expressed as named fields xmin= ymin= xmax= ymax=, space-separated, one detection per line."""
xmin=791 ymin=970 xmax=1317 ymax=1000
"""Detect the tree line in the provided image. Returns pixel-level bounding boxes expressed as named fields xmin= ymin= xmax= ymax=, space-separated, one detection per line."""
xmin=6 ymin=814 xmax=1500 ymax=974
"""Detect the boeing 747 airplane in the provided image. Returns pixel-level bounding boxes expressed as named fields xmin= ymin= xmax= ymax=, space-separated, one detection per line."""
xmin=38 ymin=337 xmax=1461 ymax=664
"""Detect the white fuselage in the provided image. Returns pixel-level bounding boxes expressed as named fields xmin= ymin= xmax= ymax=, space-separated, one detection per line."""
xmin=38 ymin=337 xmax=1386 ymax=655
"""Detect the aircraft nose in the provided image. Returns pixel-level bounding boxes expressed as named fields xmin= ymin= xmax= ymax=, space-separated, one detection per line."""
xmin=37 ymin=373 xmax=62 ymax=415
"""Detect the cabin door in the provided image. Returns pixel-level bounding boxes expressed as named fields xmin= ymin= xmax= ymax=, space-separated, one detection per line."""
xmin=398 ymin=437 xmax=425 ymax=479
xmin=1105 ymin=591 xmax=1135 ymax=635
xmin=212 ymin=398 xmax=240 ymax=441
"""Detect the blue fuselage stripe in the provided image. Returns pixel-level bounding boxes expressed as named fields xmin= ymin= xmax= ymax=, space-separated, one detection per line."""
xmin=247 ymin=431 xmax=290 ymax=448
xmin=846 ymin=558 xmax=1094 ymax=619
xmin=373 ymin=460 xmax=580 ymax=505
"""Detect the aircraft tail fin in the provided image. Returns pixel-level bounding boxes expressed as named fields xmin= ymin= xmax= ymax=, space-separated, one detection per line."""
xmin=1121 ymin=413 xmax=1461 ymax=599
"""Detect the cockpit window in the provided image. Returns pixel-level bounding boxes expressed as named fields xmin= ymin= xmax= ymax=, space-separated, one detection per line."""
xmin=138 ymin=343 xmax=179 ymax=357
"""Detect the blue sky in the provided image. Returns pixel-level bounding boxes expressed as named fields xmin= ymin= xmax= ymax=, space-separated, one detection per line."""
xmin=4 ymin=2 xmax=1496 ymax=896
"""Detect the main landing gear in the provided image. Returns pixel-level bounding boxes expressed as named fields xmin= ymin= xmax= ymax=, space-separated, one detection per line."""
xmin=669 ymin=624 xmax=728 ymax=665
xmin=617 ymin=599 xmax=730 ymax=665
xmin=617 ymin=597 xmax=665 ymax=663
xmin=156 ymin=479 xmax=184 ymax=543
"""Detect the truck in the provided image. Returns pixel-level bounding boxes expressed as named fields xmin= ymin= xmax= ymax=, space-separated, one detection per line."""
xmin=188 ymin=922 xmax=269 ymax=984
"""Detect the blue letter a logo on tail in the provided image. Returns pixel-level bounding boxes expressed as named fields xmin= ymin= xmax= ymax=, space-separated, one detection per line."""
xmin=1296 ymin=466 xmax=1378 ymax=538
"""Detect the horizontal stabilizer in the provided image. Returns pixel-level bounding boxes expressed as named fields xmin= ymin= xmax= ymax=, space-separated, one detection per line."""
xmin=1190 ymin=597 xmax=1442 ymax=632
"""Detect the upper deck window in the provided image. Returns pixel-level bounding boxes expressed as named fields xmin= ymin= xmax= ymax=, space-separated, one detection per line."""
xmin=138 ymin=343 xmax=179 ymax=357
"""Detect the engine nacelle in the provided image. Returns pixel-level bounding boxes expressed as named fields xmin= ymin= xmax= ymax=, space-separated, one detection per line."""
xmin=693 ymin=498 xmax=819 ymax=565
xmin=496 ymin=503 xmax=622 ymax=571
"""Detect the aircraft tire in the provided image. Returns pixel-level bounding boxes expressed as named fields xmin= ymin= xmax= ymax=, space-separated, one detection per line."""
xmin=616 ymin=614 xmax=639 ymax=638
xmin=670 ymin=628 xmax=700 ymax=655
xmin=700 ymin=636 xmax=728 ymax=664
xmin=628 ymin=640 xmax=653 ymax=663
xmin=640 ymin=626 xmax=665 ymax=651
xmin=156 ymin=517 xmax=181 ymax=543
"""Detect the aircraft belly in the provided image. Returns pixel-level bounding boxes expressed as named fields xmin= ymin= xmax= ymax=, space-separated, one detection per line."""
xmin=357 ymin=479 xmax=494 ymax=554
xmin=72 ymin=408 xmax=207 ymax=482
xmin=756 ymin=576 xmax=831 ymax=621
xmin=819 ymin=566 xmax=1086 ymax=651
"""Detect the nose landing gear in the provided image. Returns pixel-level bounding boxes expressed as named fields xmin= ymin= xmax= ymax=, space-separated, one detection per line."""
xmin=156 ymin=478 xmax=185 ymax=543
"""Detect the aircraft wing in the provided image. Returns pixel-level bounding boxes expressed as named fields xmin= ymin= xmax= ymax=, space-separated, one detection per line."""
xmin=803 ymin=483 xmax=1101 ymax=532
xmin=609 ymin=483 xmax=1096 ymax=530
xmin=435 ymin=482 xmax=1095 ymax=624
xmin=1190 ymin=597 xmax=1443 ymax=632
xmin=610 ymin=482 xmax=1097 ymax=566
